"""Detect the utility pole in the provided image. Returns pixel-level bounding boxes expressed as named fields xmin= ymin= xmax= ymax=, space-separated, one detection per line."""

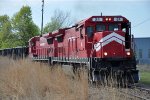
xmin=41 ymin=0 xmax=44 ymax=35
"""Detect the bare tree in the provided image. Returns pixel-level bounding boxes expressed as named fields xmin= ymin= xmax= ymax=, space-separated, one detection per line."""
xmin=44 ymin=9 xmax=72 ymax=33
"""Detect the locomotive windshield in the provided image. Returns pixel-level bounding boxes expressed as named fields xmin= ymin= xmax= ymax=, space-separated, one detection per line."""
xmin=85 ymin=22 xmax=130 ymax=38
xmin=96 ymin=24 xmax=105 ymax=32
xmin=109 ymin=24 xmax=118 ymax=31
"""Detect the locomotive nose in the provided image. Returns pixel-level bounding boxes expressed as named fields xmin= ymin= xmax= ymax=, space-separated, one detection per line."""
xmin=93 ymin=31 xmax=125 ymax=58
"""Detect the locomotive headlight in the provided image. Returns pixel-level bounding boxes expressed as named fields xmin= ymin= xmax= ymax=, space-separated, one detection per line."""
xmin=126 ymin=52 xmax=130 ymax=56
xmin=104 ymin=52 xmax=108 ymax=56
xmin=109 ymin=18 xmax=111 ymax=21
xmin=106 ymin=18 xmax=108 ymax=21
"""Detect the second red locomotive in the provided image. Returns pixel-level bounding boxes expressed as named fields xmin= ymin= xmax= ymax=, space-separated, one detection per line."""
xmin=29 ymin=15 xmax=139 ymax=84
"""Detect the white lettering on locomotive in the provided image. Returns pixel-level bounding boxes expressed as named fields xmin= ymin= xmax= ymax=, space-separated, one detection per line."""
xmin=92 ymin=18 xmax=103 ymax=22
xmin=114 ymin=17 xmax=123 ymax=21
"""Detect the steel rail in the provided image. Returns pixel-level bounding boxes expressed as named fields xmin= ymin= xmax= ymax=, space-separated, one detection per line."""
xmin=119 ymin=89 xmax=148 ymax=100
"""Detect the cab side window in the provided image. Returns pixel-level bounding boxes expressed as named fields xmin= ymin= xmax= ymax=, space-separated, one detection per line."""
xmin=86 ymin=26 xmax=94 ymax=38
xmin=47 ymin=38 xmax=53 ymax=44
xmin=57 ymin=36 xmax=63 ymax=43
xmin=96 ymin=24 xmax=105 ymax=32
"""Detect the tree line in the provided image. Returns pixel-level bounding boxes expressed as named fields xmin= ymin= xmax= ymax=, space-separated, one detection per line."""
xmin=0 ymin=6 xmax=71 ymax=49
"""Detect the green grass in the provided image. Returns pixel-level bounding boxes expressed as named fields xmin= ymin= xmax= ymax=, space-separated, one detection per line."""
xmin=140 ymin=71 xmax=150 ymax=85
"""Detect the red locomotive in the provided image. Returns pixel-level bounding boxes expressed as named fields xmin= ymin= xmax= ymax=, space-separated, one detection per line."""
xmin=29 ymin=15 xmax=139 ymax=83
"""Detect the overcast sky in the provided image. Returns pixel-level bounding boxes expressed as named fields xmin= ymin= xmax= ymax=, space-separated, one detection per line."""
xmin=0 ymin=0 xmax=150 ymax=37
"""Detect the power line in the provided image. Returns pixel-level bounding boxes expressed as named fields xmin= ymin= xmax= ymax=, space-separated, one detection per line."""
xmin=132 ymin=17 xmax=150 ymax=28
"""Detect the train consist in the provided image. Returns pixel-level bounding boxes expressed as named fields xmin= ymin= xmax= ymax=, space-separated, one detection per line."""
xmin=0 ymin=15 xmax=139 ymax=84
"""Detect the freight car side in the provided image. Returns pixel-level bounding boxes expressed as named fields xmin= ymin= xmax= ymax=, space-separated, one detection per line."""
xmin=0 ymin=47 xmax=29 ymax=59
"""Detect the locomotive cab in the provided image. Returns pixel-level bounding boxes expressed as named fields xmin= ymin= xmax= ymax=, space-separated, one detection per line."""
xmin=85 ymin=16 xmax=133 ymax=59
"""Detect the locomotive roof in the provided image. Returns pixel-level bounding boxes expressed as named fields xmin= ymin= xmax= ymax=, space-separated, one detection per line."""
xmin=76 ymin=15 xmax=129 ymax=25
xmin=28 ymin=36 xmax=40 ymax=42
xmin=39 ymin=28 xmax=67 ymax=39
xmin=29 ymin=15 xmax=129 ymax=41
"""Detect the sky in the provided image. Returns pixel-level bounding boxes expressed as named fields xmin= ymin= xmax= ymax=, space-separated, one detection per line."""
xmin=0 ymin=0 xmax=150 ymax=37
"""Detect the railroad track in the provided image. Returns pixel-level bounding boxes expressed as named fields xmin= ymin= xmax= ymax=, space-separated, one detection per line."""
xmin=89 ymin=84 xmax=150 ymax=100
xmin=135 ymin=87 xmax=150 ymax=94
xmin=119 ymin=90 xmax=148 ymax=100
xmin=119 ymin=85 xmax=150 ymax=100
xmin=134 ymin=86 xmax=150 ymax=100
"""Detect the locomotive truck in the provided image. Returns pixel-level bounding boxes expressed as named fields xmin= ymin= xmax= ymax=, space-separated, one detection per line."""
xmin=28 ymin=15 xmax=139 ymax=84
